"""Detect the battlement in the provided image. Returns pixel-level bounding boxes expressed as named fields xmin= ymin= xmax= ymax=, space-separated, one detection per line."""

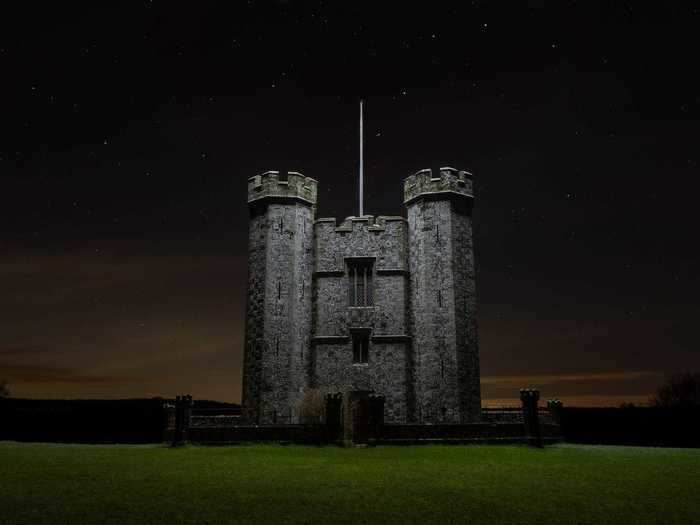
xmin=403 ymin=167 xmax=474 ymax=205
xmin=315 ymin=215 xmax=407 ymax=233
xmin=314 ymin=215 xmax=408 ymax=274
xmin=248 ymin=170 xmax=318 ymax=206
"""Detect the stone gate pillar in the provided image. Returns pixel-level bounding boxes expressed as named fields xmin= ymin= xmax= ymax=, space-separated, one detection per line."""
xmin=172 ymin=394 xmax=193 ymax=447
xmin=520 ymin=388 xmax=542 ymax=447
xmin=547 ymin=398 xmax=564 ymax=426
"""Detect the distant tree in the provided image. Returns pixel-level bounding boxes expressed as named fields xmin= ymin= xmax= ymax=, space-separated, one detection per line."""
xmin=652 ymin=372 xmax=700 ymax=407
xmin=0 ymin=380 xmax=9 ymax=398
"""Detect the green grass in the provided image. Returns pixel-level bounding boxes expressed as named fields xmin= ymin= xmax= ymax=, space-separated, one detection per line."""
xmin=1 ymin=442 xmax=699 ymax=524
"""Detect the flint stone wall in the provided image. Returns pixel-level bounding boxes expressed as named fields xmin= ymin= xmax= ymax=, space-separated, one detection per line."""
xmin=243 ymin=198 xmax=313 ymax=425
xmin=405 ymin=169 xmax=480 ymax=423
xmin=243 ymin=168 xmax=480 ymax=425
xmin=312 ymin=216 xmax=411 ymax=423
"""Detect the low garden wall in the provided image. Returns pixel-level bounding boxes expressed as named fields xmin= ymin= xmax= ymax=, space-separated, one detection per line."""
xmin=375 ymin=422 xmax=561 ymax=445
xmin=168 ymin=389 xmax=562 ymax=446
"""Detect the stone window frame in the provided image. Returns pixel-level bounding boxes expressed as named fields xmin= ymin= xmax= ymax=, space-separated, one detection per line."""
xmin=350 ymin=328 xmax=371 ymax=365
xmin=346 ymin=257 xmax=375 ymax=307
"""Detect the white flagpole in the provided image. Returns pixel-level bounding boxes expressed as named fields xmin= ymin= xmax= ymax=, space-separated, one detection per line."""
xmin=359 ymin=99 xmax=364 ymax=217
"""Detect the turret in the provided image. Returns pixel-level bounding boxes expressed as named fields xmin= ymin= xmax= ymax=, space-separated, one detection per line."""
xmin=405 ymin=167 xmax=481 ymax=423
xmin=242 ymin=170 xmax=316 ymax=424
xmin=403 ymin=167 xmax=474 ymax=205
xmin=247 ymin=171 xmax=317 ymax=207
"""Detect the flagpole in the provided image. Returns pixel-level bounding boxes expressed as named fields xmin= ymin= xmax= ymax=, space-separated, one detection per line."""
xmin=359 ymin=99 xmax=364 ymax=217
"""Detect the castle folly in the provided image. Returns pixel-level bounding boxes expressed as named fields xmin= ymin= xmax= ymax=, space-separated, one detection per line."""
xmin=242 ymin=167 xmax=481 ymax=424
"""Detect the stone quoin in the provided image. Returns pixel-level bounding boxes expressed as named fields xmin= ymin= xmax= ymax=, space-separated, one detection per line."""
xmin=242 ymin=167 xmax=481 ymax=424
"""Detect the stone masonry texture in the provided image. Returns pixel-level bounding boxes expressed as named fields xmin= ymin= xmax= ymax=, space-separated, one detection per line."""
xmin=242 ymin=167 xmax=481 ymax=424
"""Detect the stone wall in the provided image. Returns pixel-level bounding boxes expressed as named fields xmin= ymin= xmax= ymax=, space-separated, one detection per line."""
xmin=314 ymin=216 xmax=408 ymax=273
xmin=451 ymin=199 xmax=481 ymax=421
xmin=311 ymin=216 xmax=411 ymax=423
xmin=313 ymin=341 xmax=409 ymax=422
xmin=188 ymin=424 xmax=334 ymax=445
xmin=243 ymin=167 xmax=481 ymax=426
xmin=242 ymin=171 xmax=315 ymax=424
xmin=241 ymin=210 xmax=267 ymax=422
xmin=405 ymin=167 xmax=481 ymax=423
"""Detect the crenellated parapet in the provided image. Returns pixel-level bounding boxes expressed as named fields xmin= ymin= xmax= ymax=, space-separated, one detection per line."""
xmin=314 ymin=215 xmax=408 ymax=274
xmin=248 ymin=170 xmax=318 ymax=206
xmin=316 ymin=215 xmax=407 ymax=233
xmin=403 ymin=167 xmax=473 ymax=206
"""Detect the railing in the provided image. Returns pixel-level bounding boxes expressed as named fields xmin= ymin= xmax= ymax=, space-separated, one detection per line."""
xmin=190 ymin=415 xmax=242 ymax=428
xmin=189 ymin=408 xmax=242 ymax=428
xmin=481 ymin=407 xmax=524 ymax=423
xmin=538 ymin=407 xmax=556 ymax=425
xmin=191 ymin=408 xmax=241 ymax=416
xmin=167 ymin=392 xmax=562 ymax=446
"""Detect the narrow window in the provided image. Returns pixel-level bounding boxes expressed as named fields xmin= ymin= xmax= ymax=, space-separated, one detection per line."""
xmin=279 ymin=217 xmax=283 ymax=232
xmin=278 ymin=281 xmax=281 ymax=300
xmin=276 ymin=338 xmax=279 ymax=357
xmin=352 ymin=332 xmax=369 ymax=364
xmin=348 ymin=260 xmax=373 ymax=307
xmin=348 ymin=267 xmax=355 ymax=306
xmin=366 ymin=267 xmax=373 ymax=306
xmin=357 ymin=269 xmax=365 ymax=306
xmin=441 ymin=357 xmax=445 ymax=379
xmin=437 ymin=289 xmax=442 ymax=307
xmin=436 ymin=223 xmax=440 ymax=244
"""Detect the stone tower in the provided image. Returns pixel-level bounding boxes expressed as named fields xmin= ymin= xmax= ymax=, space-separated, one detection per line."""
xmin=242 ymin=166 xmax=481 ymax=425
xmin=242 ymin=171 xmax=317 ymax=424
xmin=404 ymin=167 xmax=481 ymax=423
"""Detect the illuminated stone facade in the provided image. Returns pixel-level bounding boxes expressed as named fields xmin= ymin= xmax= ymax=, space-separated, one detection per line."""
xmin=242 ymin=168 xmax=480 ymax=424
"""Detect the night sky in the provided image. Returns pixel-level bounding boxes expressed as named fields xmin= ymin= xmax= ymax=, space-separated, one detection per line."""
xmin=2 ymin=2 xmax=699 ymax=406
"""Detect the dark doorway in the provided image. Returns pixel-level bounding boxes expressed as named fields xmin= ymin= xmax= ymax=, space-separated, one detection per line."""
xmin=351 ymin=396 xmax=371 ymax=444
xmin=345 ymin=391 xmax=385 ymax=445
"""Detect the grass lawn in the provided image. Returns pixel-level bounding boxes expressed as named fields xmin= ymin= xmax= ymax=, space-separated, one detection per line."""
xmin=1 ymin=442 xmax=699 ymax=524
